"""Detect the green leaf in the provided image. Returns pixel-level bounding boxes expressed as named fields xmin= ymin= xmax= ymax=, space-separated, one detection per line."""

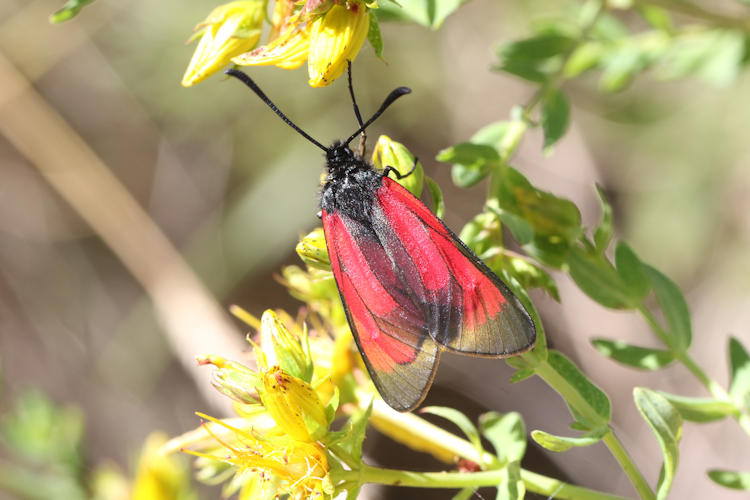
xmin=421 ymin=406 xmax=483 ymax=457
xmin=49 ymin=0 xmax=96 ymax=23
xmin=530 ymin=427 xmax=607 ymax=452
xmin=659 ymin=29 xmax=744 ymax=87
xmin=541 ymin=89 xmax=570 ymax=151
xmin=495 ymin=60 xmax=549 ymax=83
xmin=367 ymin=11 xmax=385 ymax=59
xmin=479 ymin=411 xmax=526 ymax=463
xmin=563 ymin=42 xmax=605 ymax=78
xmin=479 ymin=412 xmax=527 ymax=500
xmin=494 ymin=167 xmax=582 ymax=247
xmin=614 ymin=242 xmax=650 ymax=301
xmin=592 ymin=339 xmax=674 ymax=370
xmin=437 ymin=143 xmax=500 ymax=188
xmin=634 ymin=388 xmax=681 ymax=500
xmin=568 ymin=246 xmax=637 ymax=309
xmin=644 ymin=265 xmax=692 ymax=352
xmin=334 ymin=403 xmax=372 ymax=461
xmin=657 ymin=392 xmax=736 ymax=422
xmin=509 ymin=368 xmax=536 ymax=383
xmin=499 ymin=33 xmax=576 ymax=62
xmin=547 ymin=350 xmax=611 ymax=428
xmin=593 ymin=186 xmax=613 ymax=253
xmin=599 ymin=45 xmax=646 ymax=92
xmin=424 ymin=176 xmax=445 ymax=219
xmin=495 ymin=211 xmax=534 ymax=245
xmin=376 ymin=0 xmax=472 ymax=29
xmin=459 ymin=212 xmax=502 ymax=256
xmin=501 ymin=253 xmax=559 ymax=300
xmin=728 ymin=336 xmax=750 ymax=409
xmin=1 ymin=391 xmax=84 ymax=471
xmin=708 ymin=469 xmax=750 ymax=490
xmin=638 ymin=6 xmax=673 ymax=33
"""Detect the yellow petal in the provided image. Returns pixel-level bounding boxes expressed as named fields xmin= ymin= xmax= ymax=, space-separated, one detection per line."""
xmin=182 ymin=1 xmax=265 ymax=86
xmin=262 ymin=367 xmax=329 ymax=442
xmin=233 ymin=20 xmax=312 ymax=69
xmin=308 ymin=3 xmax=370 ymax=87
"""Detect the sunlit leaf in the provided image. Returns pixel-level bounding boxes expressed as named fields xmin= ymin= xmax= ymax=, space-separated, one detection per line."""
xmin=634 ymin=388 xmax=681 ymax=500
xmin=376 ymin=0 xmax=472 ymax=29
xmin=49 ymin=0 xmax=96 ymax=23
xmin=530 ymin=427 xmax=607 ymax=452
xmin=728 ymin=336 xmax=750 ymax=410
xmin=547 ymin=350 xmax=611 ymax=428
xmin=657 ymin=392 xmax=736 ymax=422
xmin=591 ymin=339 xmax=674 ymax=370
xmin=708 ymin=469 xmax=750 ymax=490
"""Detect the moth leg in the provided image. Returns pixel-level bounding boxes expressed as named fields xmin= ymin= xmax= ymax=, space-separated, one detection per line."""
xmin=382 ymin=157 xmax=418 ymax=180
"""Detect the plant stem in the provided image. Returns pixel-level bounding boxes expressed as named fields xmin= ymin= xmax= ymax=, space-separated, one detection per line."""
xmin=602 ymin=431 xmax=656 ymax=500
xmin=637 ymin=305 xmax=750 ymax=436
xmin=533 ymin=361 xmax=655 ymax=500
xmin=634 ymin=0 xmax=750 ymax=32
xmin=331 ymin=465 xmax=632 ymax=500
xmin=356 ymin=397 xmax=632 ymax=499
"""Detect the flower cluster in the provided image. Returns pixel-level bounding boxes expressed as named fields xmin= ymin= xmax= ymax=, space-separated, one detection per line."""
xmin=164 ymin=309 xmax=358 ymax=498
xmin=182 ymin=0 xmax=373 ymax=88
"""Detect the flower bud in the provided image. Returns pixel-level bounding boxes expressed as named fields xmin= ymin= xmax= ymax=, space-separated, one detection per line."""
xmin=296 ymin=227 xmax=330 ymax=271
xmin=372 ymin=135 xmax=424 ymax=197
xmin=308 ymin=3 xmax=370 ymax=87
xmin=259 ymin=310 xmax=313 ymax=382
xmin=196 ymin=355 xmax=259 ymax=404
xmin=262 ymin=367 xmax=329 ymax=442
xmin=182 ymin=1 xmax=265 ymax=86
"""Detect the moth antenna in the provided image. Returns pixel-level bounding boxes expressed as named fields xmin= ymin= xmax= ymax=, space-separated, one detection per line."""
xmin=346 ymin=61 xmax=367 ymax=157
xmin=225 ymin=68 xmax=328 ymax=152
xmin=346 ymin=61 xmax=365 ymax=130
xmin=344 ymin=86 xmax=412 ymax=146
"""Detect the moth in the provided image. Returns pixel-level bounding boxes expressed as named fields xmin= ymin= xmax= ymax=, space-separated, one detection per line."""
xmin=227 ymin=67 xmax=536 ymax=411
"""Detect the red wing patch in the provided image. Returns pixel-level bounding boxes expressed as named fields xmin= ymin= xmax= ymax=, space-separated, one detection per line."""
xmin=323 ymin=210 xmax=440 ymax=412
xmin=376 ymin=177 xmax=536 ymax=356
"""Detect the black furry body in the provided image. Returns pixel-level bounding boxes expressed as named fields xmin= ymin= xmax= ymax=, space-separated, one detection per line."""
xmin=320 ymin=141 xmax=382 ymax=222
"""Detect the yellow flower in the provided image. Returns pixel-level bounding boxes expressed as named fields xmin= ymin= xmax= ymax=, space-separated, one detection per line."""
xmin=131 ymin=433 xmax=195 ymax=500
xmin=182 ymin=1 xmax=266 ymax=87
xmin=180 ymin=415 xmax=332 ymax=498
xmin=262 ymin=366 xmax=330 ymax=442
xmin=233 ymin=1 xmax=371 ymax=87
xmin=308 ymin=3 xmax=370 ymax=87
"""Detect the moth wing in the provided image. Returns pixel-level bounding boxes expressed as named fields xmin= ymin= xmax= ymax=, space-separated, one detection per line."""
xmin=375 ymin=177 xmax=536 ymax=356
xmin=323 ymin=209 xmax=440 ymax=412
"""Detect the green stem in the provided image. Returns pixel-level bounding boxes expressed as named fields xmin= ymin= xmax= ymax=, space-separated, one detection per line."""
xmin=533 ymin=362 xmax=654 ymax=499
xmin=331 ymin=465 xmax=631 ymax=500
xmin=602 ymin=431 xmax=656 ymax=500
xmin=633 ymin=0 xmax=750 ymax=31
xmin=638 ymin=306 xmax=750 ymax=436
xmin=359 ymin=397 xmax=631 ymax=499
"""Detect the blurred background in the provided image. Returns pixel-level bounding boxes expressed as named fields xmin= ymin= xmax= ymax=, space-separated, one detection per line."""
xmin=1 ymin=0 xmax=750 ymax=498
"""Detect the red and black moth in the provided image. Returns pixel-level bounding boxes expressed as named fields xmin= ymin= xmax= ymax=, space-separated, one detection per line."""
xmin=226 ymin=67 xmax=536 ymax=412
